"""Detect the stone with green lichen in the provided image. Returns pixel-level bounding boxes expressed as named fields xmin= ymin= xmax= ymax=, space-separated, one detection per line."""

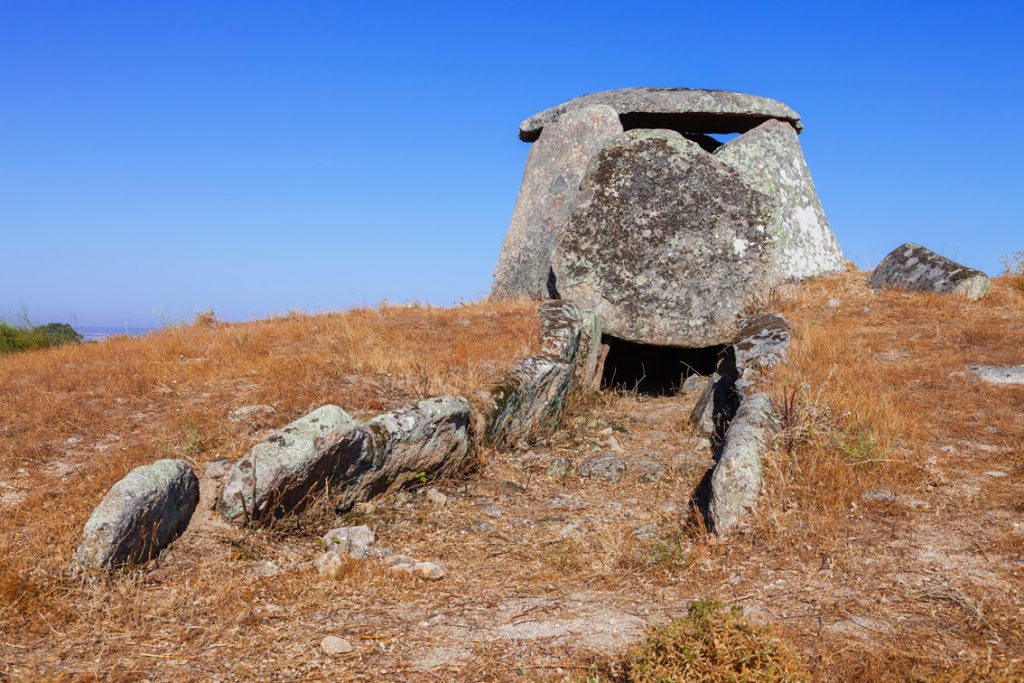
xmin=76 ymin=459 xmax=199 ymax=569
xmin=868 ymin=243 xmax=990 ymax=300
xmin=715 ymin=119 xmax=846 ymax=281
xmin=552 ymin=129 xmax=777 ymax=348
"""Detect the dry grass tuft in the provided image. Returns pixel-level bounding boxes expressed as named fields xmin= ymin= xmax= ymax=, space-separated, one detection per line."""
xmin=611 ymin=598 xmax=807 ymax=682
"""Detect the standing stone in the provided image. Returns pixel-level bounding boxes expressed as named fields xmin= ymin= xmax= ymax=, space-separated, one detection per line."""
xmin=715 ymin=119 xmax=846 ymax=280
xmin=339 ymin=397 xmax=472 ymax=508
xmin=218 ymin=406 xmax=364 ymax=524
xmin=76 ymin=459 xmax=199 ymax=569
xmin=575 ymin=310 xmax=603 ymax=390
xmin=868 ymin=243 xmax=990 ymax=300
xmin=552 ymin=129 xmax=777 ymax=347
xmin=486 ymin=356 xmax=575 ymax=448
xmin=492 ymin=105 xmax=622 ymax=299
xmin=538 ymin=300 xmax=584 ymax=362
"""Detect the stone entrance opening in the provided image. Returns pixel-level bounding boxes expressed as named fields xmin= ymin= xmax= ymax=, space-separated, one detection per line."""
xmin=600 ymin=335 xmax=726 ymax=396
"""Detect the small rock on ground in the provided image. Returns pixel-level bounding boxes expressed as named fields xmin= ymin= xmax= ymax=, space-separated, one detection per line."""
xmin=634 ymin=460 xmax=668 ymax=483
xmin=546 ymin=456 xmax=571 ymax=478
xmin=321 ymin=525 xmax=375 ymax=558
xmin=969 ymin=365 xmax=1024 ymax=385
xmin=204 ymin=458 xmax=232 ymax=480
xmin=320 ymin=635 xmax=353 ymax=655
xmin=387 ymin=558 xmax=446 ymax=580
xmin=248 ymin=560 xmax=281 ymax=577
xmin=228 ymin=404 xmax=276 ymax=422
xmin=577 ymin=454 xmax=626 ymax=483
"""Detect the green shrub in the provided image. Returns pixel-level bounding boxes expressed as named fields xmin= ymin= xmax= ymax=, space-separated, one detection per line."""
xmin=0 ymin=320 xmax=82 ymax=355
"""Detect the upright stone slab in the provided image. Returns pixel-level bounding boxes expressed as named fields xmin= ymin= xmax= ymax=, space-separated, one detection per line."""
xmin=492 ymin=105 xmax=622 ymax=299
xmin=538 ymin=300 xmax=584 ymax=361
xmin=520 ymin=88 xmax=803 ymax=142
xmin=868 ymin=243 xmax=990 ymax=300
xmin=218 ymin=406 xmax=364 ymax=523
xmin=339 ymin=397 xmax=472 ymax=508
xmin=552 ymin=129 xmax=777 ymax=348
xmin=76 ymin=459 xmax=199 ymax=569
xmin=487 ymin=356 xmax=575 ymax=448
xmin=715 ymin=120 xmax=846 ymax=280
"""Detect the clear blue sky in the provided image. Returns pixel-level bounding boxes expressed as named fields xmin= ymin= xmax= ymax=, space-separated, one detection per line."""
xmin=2 ymin=1 xmax=1021 ymax=327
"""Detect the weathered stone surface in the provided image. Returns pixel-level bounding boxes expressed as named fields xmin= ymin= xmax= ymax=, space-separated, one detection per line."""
xmin=520 ymin=88 xmax=802 ymax=142
xmin=228 ymin=404 xmax=276 ymax=422
xmin=715 ymin=119 xmax=846 ymax=280
xmin=733 ymin=313 xmax=792 ymax=379
xmin=969 ymin=365 xmax=1024 ymax=385
xmin=320 ymin=525 xmax=375 ymax=558
xmin=709 ymin=393 xmax=778 ymax=533
xmin=575 ymin=310 xmax=603 ymax=391
xmin=218 ymin=406 xmax=364 ymax=524
xmin=77 ymin=459 xmax=199 ymax=569
xmin=340 ymin=397 xmax=472 ymax=508
xmin=552 ymin=129 xmax=776 ymax=347
xmin=689 ymin=373 xmax=737 ymax=438
xmin=486 ymin=356 xmax=575 ymax=448
xmin=868 ymin=243 xmax=990 ymax=300
xmin=576 ymin=454 xmax=626 ymax=483
xmin=492 ymin=105 xmax=623 ymax=299
xmin=538 ymin=300 xmax=583 ymax=362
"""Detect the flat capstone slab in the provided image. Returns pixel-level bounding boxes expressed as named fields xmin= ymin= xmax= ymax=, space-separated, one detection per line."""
xmin=519 ymin=88 xmax=802 ymax=142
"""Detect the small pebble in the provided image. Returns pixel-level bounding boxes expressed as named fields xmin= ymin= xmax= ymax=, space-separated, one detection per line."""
xmin=320 ymin=635 xmax=353 ymax=655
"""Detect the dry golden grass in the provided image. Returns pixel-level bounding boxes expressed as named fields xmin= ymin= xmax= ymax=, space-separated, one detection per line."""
xmin=1 ymin=274 xmax=1022 ymax=681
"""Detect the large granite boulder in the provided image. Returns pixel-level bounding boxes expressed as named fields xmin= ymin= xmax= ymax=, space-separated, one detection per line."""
xmin=76 ymin=459 xmax=199 ymax=569
xmin=868 ymin=243 xmax=990 ymax=300
xmin=552 ymin=129 xmax=777 ymax=348
xmin=715 ymin=120 xmax=845 ymax=280
xmin=218 ymin=406 xmax=364 ymax=523
xmin=338 ymin=397 xmax=472 ymax=508
xmin=492 ymin=105 xmax=623 ymax=299
xmin=520 ymin=88 xmax=802 ymax=142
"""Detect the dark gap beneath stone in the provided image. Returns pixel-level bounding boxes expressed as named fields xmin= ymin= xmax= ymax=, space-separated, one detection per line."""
xmin=600 ymin=335 xmax=727 ymax=396
xmin=617 ymin=112 xmax=774 ymax=137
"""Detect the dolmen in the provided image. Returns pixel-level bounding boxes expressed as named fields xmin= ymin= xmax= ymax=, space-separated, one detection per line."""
xmin=491 ymin=87 xmax=846 ymax=348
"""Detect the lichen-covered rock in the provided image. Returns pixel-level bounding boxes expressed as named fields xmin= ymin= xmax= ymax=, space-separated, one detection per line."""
xmin=486 ymin=356 xmax=575 ymax=448
xmin=689 ymin=373 xmax=737 ymax=438
xmin=715 ymin=119 xmax=846 ymax=280
xmin=969 ymin=365 xmax=1024 ymax=385
xmin=868 ymin=243 xmax=990 ymax=300
xmin=519 ymin=88 xmax=802 ymax=142
xmin=492 ymin=105 xmax=622 ymax=299
xmin=538 ymin=300 xmax=583 ymax=362
xmin=709 ymin=392 xmax=778 ymax=533
xmin=320 ymin=525 xmax=375 ymax=558
xmin=576 ymin=454 xmax=626 ymax=483
xmin=339 ymin=397 xmax=472 ymax=508
xmin=733 ymin=313 xmax=792 ymax=380
xmin=575 ymin=310 xmax=603 ymax=390
xmin=76 ymin=459 xmax=199 ymax=569
xmin=218 ymin=406 xmax=364 ymax=524
xmin=552 ymin=129 xmax=776 ymax=347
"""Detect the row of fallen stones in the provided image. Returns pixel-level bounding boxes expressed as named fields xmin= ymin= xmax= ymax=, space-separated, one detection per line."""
xmin=689 ymin=313 xmax=792 ymax=533
xmin=75 ymin=301 xmax=602 ymax=570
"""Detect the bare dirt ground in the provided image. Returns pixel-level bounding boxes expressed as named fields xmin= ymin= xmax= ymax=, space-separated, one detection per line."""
xmin=1 ymin=273 xmax=1022 ymax=681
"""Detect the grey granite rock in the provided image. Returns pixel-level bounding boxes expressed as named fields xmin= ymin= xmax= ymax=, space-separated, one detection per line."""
xmin=76 ymin=459 xmax=199 ymax=569
xmin=868 ymin=243 xmax=990 ymax=300
xmin=486 ymin=355 xmax=575 ymax=448
xmin=689 ymin=373 xmax=737 ymax=438
xmin=538 ymin=300 xmax=583 ymax=362
xmin=218 ymin=406 xmax=364 ymax=524
xmin=969 ymin=365 xmax=1024 ymax=385
xmin=320 ymin=525 xmax=375 ymax=558
xmin=577 ymin=454 xmax=626 ymax=483
xmin=520 ymin=88 xmax=802 ymax=142
xmin=715 ymin=119 xmax=846 ymax=280
xmin=340 ymin=397 xmax=472 ymax=508
xmin=709 ymin=393 xmax=778 ymax=533
xmin=492 ymin=105 xmax=623 ymax=299
xmin=575 ymin=310 xmax=603 ymax=391
xmin=552 ymin=129 xmax=776 ymax=347
xmin=732 ymin=313 xmax=792 ymax=379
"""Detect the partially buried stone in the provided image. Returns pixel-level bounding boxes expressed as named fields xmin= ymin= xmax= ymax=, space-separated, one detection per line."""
xmin=492 ymin=105 xmax=623 ymax=299
xmin=576 ymin=454 xmax=626 ymax=483
xmin=320 ymin=525 xmax=375 ymax=558
xmin=552 ymin=129 xmax=776 ymax=347
xmin=968 ymin=365 xmax=1024 ymax=385
xmin=868 ymin=243 xmax=989 ymax=300
xmin=320 ymin=635 xmax=353 ymax=655
xmin=76 ymin=459 xmax=199 ymax=569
